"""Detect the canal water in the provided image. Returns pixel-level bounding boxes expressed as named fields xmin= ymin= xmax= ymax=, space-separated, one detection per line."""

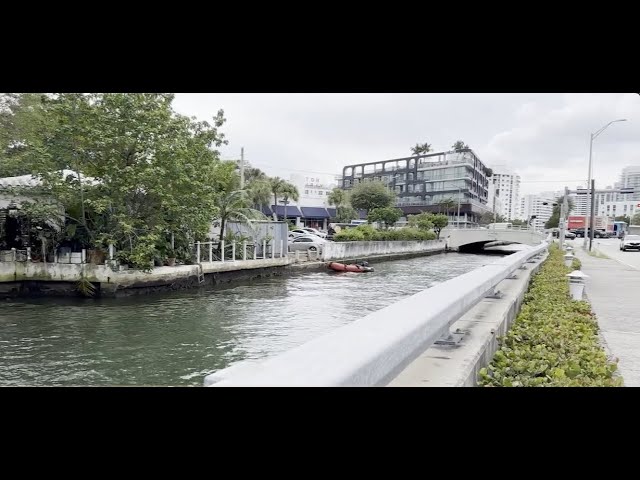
xmin=0 ymin=252 xmax=495 ymax=386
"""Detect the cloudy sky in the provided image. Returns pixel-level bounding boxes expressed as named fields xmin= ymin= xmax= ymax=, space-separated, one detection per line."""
xmin=173 ymin=93 xmax=640 ymax=196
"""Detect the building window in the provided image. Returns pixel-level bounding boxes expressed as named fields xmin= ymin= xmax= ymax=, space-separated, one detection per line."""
xmin=319 ymin=191 xmax=323 ymax=195
xmin=305 ymin=190 xmax=309 ymax=194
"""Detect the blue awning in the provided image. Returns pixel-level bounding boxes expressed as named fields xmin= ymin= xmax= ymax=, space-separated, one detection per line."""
xmin=358 ymin=209 xmax=367 ymax=219
xmin=271 ymin=205 xmax=303 ymax=218
xmin=326 ymin=208 xmax=337 ymax=218
xmin=260 ymin=206 xmax=273 ymax=216
xmin=301 ymin=207 xmax=330 ymax=218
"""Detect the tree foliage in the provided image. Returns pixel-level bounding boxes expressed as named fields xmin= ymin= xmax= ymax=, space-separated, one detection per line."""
xmin=545 ymin=196 xmax=574 ymax=229
xmin=451 ymin=140 xmax=469 ymax=151
xmin=1 ymin=93 xmax=230 ymax=269
xmin=408 ymin=212 xmax=448 ymax=238
xmin=632 ymin=213 xmax=640 ymax=225
xmin=327 ymin=187 xmax=347 ymax=208
xmin=349 ymin=181 xmax=395 ymax=213
xmin=335 ymin=205 xmax=358 ymax=223
xmin=367 ymin=207 xmax=403 ymax=229
xmin=479 ymin=212 xmax=506 ymax=225
xmin=410 ymin=142 xmax=432 ymax=156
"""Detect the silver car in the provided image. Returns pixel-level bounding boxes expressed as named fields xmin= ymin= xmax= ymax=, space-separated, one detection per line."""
xmin=620 ymin=235 xmax=640 ymax=251
xmin=288 ymin=235 xmax=326 ymax=254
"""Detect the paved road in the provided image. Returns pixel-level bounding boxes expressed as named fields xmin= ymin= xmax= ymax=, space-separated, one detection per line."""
xmin=568 ymin=238 xmax=640 ymax=386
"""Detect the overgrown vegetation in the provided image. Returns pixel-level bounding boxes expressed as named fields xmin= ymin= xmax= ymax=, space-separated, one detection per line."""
xmin=0 ymin=93 xmax=275 ymax=270
xmin=478 ymin=244 xmax=621 ymax=387
xmin=571 ymin=257 xmax=582 ymax=270
xmin=333 ymin=224 xmax=436 ymax=242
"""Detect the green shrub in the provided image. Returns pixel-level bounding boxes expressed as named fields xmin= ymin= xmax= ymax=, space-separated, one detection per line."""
xmin=333 ymin=226 xmax=436 ymax=242
xmin=478 ymin=244 xmax=621 ymax=387
xmin=571 ymin=257 xmax=582 ymax=270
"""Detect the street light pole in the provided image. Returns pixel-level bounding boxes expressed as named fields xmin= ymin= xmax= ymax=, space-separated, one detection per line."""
xmin=583 ymin=118 xmax=627 ymax=248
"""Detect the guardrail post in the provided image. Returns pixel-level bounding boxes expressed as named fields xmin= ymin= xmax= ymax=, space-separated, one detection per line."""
xmin=196 ymin=241 xmax=201 ymax=264
xmin=271 ymin=243 xmax=275 ymax=259
xmin=232 ymin=241 xmax=236 ymax=262
xmin=81 ymin=248 xmax=86 ymax=263
xmin=253 ymin=245 xmax=257 ymax=260
xmin=243 ymin=241 xmax=247 ymax=261
xmin=109 ymin=244 xmax=114 ymax=260
xmin=26 ymin=246 xmax=31 ymax=261
xmin=280 ymin=240 xmax=284 ymax=258
xmin=221 ymin=241 xmax=225 ymax=262
xmin=263 ymin=240 xmax=267 ymax=259
xmin=209 ymin=242 xmax=213 ymax=263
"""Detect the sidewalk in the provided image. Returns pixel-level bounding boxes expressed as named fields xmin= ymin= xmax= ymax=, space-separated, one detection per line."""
xmin=573 ymin=246 xmax=640 ymax=387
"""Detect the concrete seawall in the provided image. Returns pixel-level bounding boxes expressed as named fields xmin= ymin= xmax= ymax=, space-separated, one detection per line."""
xmin=0 ymin=240 xmax=448 ymax=298
xmin=322 ymin=239 xmax=444 ymax=261
xmin=388 ymin=251 xmax=547 ymax=387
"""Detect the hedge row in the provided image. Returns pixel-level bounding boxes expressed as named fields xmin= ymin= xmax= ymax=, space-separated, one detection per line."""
xmin=478 ymin=244 xmax=621 ymax=387
xmin=333 ymin=224 xmax=436 ymax=242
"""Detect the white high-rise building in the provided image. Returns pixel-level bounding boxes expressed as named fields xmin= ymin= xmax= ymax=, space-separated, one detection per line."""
xmin=489 ymin=168 xmax=520 ymax=221
xmin=487 ymin=183 xmax=504 ymax=219
xmin=519 ymin=191 xmax=561 ymax=231
xmin=619 ymin=166 xmax=640 ymax=201
xmin=569 ymin=186 xmax=589 ymax=216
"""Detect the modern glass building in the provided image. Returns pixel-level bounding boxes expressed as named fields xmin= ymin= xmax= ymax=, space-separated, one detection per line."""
xmin=340 ymin=149 xmax=493 ymax=226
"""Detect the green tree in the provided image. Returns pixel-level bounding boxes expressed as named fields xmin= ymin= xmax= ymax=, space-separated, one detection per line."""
xmin=479 ymin=212 xmax=506 ymax=225
xmin=4 ymin=93 xmax=228 ymax=269
xmin=349 ymin=181 xmax=395 ymax=213
xmin=212 ymin=162 xmax=266 ymax=255
xmin=410 ymin=142 xmax=432 ymax=156
xmin=247 ymin=178 xmax=272 ymax=211
xmin=269 ymin=177 xmax=286 ymax=220
xmin=335 ymin=205 xmax=358 ymax=223
xmin=437 ymin=198 xmax=457 ymax=215
xmin=511 ymin=219 xmax=525 ymax=227
xmin=430 ymin=213 xmax=449 ymax=239
xmin=280 ymin=182 xmax=300 ymax=220
xmin=451 ymin=140 xmax=469 ymax=151
xmin=407 ymin=212 xmax=434 ymax=231
xmin=615 ymin=215 xmax=631 ymax=225
xmin=367 ymin=207 xmax=403 ymax=229
xmin=544 ymin=196 xmax=575 ymax=229
xmin=327 ymin=187 xmax=347 ymax=208
xmin=632 ymin=213 xmax=640 ymax=225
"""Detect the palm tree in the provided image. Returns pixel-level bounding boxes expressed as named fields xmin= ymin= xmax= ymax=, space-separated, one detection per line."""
xmin=215 ymin=189 xmax=265 ymax=255
xmin=411 ymin=142 xmax=432 ymax=156
xmin=247 ymin=178 xmax=271 ymax=211
xmin=280 ymin=182 xmax=300 ymax=222
xmin=269 ymin=177 xmax=286 ymax=220
xmin=437 ymin=198 xmax=457 ymax=216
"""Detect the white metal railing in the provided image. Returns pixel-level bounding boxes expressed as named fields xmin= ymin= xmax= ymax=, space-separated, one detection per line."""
xmin=192 ymin=240 xmax=287 ymax=263
xmin=205 ymin=239 xmax=550 ymax=386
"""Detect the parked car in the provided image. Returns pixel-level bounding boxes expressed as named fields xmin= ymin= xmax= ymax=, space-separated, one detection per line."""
xmin=620 ymin=235 xmax=640 ymax=251
xmin=572 ymin=228 xmax=607 ymax=238
xmin=290 ymin=228 xmax=326 ymax=239
xmin=288 ymin=231 xmax=304 ymax=240
xmin=288 ymin=235 xmax=326 ymax=254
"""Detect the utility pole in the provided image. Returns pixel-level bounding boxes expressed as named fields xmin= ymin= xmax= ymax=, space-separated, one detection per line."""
xmin=559 ymin=186 xmax=568 ymax=249
xmin=240 ymin=147 xmax=245 ymax=189
xmin=589 ymin=179 xmax=596 ymax=251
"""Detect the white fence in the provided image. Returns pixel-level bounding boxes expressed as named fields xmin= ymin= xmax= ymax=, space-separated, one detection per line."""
xmin=205 ymin=239 xmax=550 ymax=386
xmin=193 ymin=240 xmax=288 ymax=263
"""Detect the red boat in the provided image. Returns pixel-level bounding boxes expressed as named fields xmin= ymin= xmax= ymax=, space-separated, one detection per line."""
xmin=327 ymin=262 xmax=374 ymax=273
